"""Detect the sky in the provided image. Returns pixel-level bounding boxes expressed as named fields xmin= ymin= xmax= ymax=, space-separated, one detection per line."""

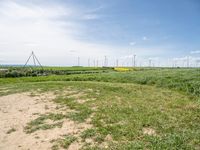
xmin=0 ymin=0 xmax=200 ymax=67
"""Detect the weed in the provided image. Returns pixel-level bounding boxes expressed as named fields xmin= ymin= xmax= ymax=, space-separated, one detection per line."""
xmin=81 ymin=129 xmax=96 ymax=139
xmin=6 ymin=128 xmax=16 ymax=134
xmin=24 ymin=113 xmax=65 ymax=133
xmin=52 ymin=135 xmax=77 ymax=149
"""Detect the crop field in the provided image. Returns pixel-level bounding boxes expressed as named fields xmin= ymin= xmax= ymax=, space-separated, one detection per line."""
xmin=0 ymin=67 xmax=200 ymax=150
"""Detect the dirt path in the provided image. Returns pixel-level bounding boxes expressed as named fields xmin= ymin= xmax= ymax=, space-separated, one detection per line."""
xmin=0 ymin=92 xmax=92 ymax=150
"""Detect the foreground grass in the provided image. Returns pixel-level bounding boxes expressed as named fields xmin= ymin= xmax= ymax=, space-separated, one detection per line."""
xmin=71 ymin=82 xmax=200 ymax=149
xmin=51 ymin=135 xmax=77 ymax=150
xmin=24 ymin=113 xmax=65 ymax=133
xmin=0 ymin=68 xmax=199 ymax=149
xmin=1 ymin=80 xmax=199 ymax=149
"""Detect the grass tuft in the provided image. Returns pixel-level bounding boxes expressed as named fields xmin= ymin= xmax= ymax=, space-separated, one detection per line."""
xmin=51 ymin=135 xmax=77 ymax=149
xmin=6 ymin=128 xmax=16 ymax=134
xmin=24 ymin=113 xmax=65 ymax=133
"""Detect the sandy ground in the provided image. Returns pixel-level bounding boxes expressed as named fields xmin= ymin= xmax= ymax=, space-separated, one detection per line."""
xmin=0 ymin=92 xmax=92 ymax=150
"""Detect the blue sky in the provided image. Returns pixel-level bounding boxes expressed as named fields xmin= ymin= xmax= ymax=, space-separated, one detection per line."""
xmin=0 ymin=0 xmax=200 ymax=66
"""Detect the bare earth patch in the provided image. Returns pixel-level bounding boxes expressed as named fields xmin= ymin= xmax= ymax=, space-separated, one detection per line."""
xmin=0 ymin=92 xmax=92 ymax=150
xmin=142 ymin=127 xmax=157 ymax=136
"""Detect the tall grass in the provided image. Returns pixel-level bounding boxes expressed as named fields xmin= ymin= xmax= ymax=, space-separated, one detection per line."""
xmin=0 ymin=68 xmax=199 ymax=97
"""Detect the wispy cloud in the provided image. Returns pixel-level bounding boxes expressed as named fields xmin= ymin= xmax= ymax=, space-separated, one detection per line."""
xmin=190 ymin=50 xmax=200 ymax=54
xmin=0 ymin=0 xmax=198 ymax=66
xmin=148 ymin=57 xmax=159 ymax=61
xmin=81 ymin=14 xmax=100 ymax=20
xmin=0 ymin=1 xmax=72 ymax=20
xmin=82 ymin=5 xmax=104 ymax=20
xmin=0 ymin=0 xmax=113 ymax=65
xmin=129 ymin=42 xmax=136 ymax=46
xmin=86 ymin=6 xmax=105 ymax=13
xmin=173 ymin=56 xmax=189 ymax=61
xmin=69 ymin=50 xmax=77 ymax=53
xmin=142 ymin=36 xmax=148 ymax=41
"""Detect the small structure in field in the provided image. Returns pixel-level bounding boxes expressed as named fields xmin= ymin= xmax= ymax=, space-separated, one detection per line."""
xmin=24 ymin=51 xmax=43 ymax=70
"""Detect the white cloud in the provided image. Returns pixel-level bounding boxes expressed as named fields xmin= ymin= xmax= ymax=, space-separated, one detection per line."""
xmin=129 ymin=42 xmax=136 ymax=46
xmin=148 ymin=57 xmax=159 ymax=61
xmin=120 ymin=54 xmax=134 ymax=59
xmin=190 ymin=50 xmax=200 ymax=54
xmin=0 ymin=1 xmax=191 ymax=67
xmin=172 ymin=56 xmax=200 ymax=67
xmin=196 ymin=59 xmax=200 ymax=63
xmin=0 ymin=1 xmax=72 ymax=20
xmin=173 ymin=56 xmax=189 ymax=61
xmin=82 ymin=14 xmax=99 ymax=20
xmin=0 ymin=0 xmax=114 ymax=66
xmin=142 ymin=36 xmax=148 ymax=41
xmin=86 ymin=6 xmax=105 ymax=13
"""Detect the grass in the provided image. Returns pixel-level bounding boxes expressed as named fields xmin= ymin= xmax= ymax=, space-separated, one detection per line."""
xmin=0 ymin=67 xmax=200 ymax=149
xmin=81 ymin=129 xmax=97 ymax=139
xmin=0 ymin=66 xmax=113 ymax=78
xmin=77 ymin=82 xmax=200 ymax=149
xmin=51 ymin=135 xmax=77 ymax=149
xmin=54 ymin=93 xmax=93 ymax=122
xmin=0 ymin=68 xmax=199 ymax=97
xmin=24 ymin=113 xmax=65 ymax=133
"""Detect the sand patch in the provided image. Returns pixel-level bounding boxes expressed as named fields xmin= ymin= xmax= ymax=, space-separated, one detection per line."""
xmin=0 ymin=92 xmax=92 ymax=150
xmin=142 ymin=127 xmax=157 ymax=136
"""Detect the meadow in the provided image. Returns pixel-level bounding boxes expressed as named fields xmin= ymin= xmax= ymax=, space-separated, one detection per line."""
xmin=0 ymin=67 xmax=199 ymax=149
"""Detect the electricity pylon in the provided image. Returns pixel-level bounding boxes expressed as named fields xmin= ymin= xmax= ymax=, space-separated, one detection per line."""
xmin=24 ymin=51 xmax=43 ymax=69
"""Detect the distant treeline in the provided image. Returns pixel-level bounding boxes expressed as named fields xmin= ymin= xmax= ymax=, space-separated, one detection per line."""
xmin=0 ymin=67 xmax=113 ymax=78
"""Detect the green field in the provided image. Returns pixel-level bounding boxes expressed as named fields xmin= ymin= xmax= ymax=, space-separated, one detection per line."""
xmin=0 ymin=67 xmax=200 ymax=149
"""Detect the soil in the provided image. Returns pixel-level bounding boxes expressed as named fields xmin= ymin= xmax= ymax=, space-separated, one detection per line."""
xmin=0 ymin=92 xmax=92 ymax=150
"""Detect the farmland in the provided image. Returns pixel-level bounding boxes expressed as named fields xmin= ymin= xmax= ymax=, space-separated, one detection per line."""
xmin=0 ymin=67 xmax=200 ymax=150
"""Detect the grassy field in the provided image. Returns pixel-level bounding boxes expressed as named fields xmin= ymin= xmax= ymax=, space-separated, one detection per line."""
xmin=0 ymin=66 xmax=113 ymax=78
xmin=0 ymin=67 xmax=200 ymax=149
